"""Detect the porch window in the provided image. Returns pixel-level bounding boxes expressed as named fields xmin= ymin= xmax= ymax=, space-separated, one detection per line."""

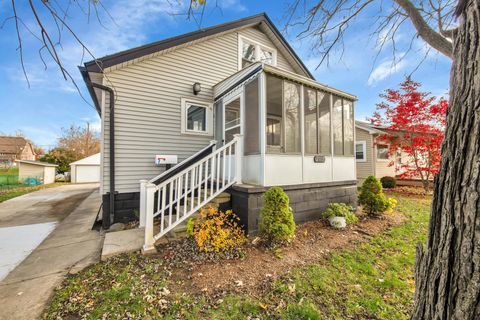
xmin=304 ymin=87 xmax=331 ymax=155
xmin=333 ymin=97 xmax=343 ymax=155
xmin=244 ymin=78 xmax=260 ymax=154
xmin=304 ymin=88 xmax=317 ymax=154
xmin=317 ymin=91 xmax=331 ymax=154
xmin=181 ymin=98 xmax=213 ymax=136
xmin=284 ymin=81 xmax=301 ymax=153
xmin=332 ymin=96 xmax=355 ymax=156
xmin=266 ymin=75 xmax=283 ymax=152
xmin=239 ymin=36 xmax=277 ymax=69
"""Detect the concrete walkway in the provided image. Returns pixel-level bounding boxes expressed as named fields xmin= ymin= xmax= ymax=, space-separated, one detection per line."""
xmin=0 ymin=187 xmax=103 ymax=320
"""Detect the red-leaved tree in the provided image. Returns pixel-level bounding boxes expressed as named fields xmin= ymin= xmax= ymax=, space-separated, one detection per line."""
xmin=371 ymin=77 xmax=448 ymax=191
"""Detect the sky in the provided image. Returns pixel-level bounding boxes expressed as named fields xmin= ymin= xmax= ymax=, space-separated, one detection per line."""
xmin=0 ymin=0 xmax=451 ymax=149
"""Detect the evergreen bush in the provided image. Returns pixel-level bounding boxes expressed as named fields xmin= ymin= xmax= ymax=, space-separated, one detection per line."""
xmin=259 ymin=187 xmax=296 ymax=243
xmin=380 ymin=176 xmax=397 ymax=188
xmin=358 ymin=176 xmax=397 ymax=215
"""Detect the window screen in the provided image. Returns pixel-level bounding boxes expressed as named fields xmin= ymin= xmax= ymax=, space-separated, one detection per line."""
xmin=244 ymin=78 xmax=260 ymax=154
xmin=284 ymin=81 xmax=301 ymax=153
xmin=304 ymin=88 xmax=317 ymax=154
xmin=332 ymin=97 xmax=343 ymax=155
xmin=318 ymin=92 xmax=331 ymax=155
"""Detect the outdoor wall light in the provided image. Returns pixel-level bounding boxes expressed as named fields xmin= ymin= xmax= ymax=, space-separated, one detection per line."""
xmin=193 ymin=82 xmax=202 ymax=95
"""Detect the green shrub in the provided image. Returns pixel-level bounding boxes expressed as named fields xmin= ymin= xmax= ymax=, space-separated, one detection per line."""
xmin=259 ymin=187 xmax=295 ymax=243
xmin=321 ymin=203 xmax=358 ymax=225
xmin=358 ymin=176 xmax=397 ymax=215
xmin=380 ymin=176 xmax=397 ymax=188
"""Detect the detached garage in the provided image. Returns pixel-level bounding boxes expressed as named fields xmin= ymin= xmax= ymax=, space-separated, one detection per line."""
xmin=70 ymin=153 xmax=100 ymax=183
xmin=17 ymin=160 xmax=57 ymax=184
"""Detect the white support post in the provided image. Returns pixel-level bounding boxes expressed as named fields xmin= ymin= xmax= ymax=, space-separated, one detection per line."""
xmin=142 ymin=182 xmax=157 ymax=255
xmin=139 ymin=180 xmax=147 ymax=228
xmin=234 ymin=134 xmax=243 ymax=184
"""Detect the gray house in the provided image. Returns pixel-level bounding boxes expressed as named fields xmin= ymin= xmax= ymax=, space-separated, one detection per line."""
xmin=80 ymin=13 xmax=357 ymax=251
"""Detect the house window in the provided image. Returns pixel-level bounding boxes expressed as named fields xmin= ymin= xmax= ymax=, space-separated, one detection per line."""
xmin=355 ymin=141 xmax=367 ymax=161
xmin=239 ymin=36 xmax=277 ymax=69
xmin=181 ymin=98 xmax=213 ymax=135
xmin=241 ymin=41 xmax=256 ymax=68
xmin=377 ymin=144 xmax=390 ymax=160
xmin=187 ymin=105 xmax=206 ymax=132
xmin=332 ymin=96 xmax=355 ymax=156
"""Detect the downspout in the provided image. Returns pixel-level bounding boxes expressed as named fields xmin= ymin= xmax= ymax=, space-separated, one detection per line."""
xmin=90 ymin=82 xmax=115 ymax=229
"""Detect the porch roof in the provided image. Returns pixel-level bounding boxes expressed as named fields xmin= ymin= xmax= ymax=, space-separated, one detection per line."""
xmin=213 ymin=63 xmax=357 ymax=101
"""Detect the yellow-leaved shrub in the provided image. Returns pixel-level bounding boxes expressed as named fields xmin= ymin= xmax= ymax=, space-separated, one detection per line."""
xmin=191 ymin=206 xmax=246 ymax=253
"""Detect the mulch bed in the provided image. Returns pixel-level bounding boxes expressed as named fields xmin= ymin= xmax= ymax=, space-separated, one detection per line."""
xmin=152 ymin=209 xmax=406 ymax=298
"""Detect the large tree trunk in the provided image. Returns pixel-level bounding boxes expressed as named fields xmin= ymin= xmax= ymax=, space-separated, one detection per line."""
xmin=412 ymin=0 xmax=480 ymax=319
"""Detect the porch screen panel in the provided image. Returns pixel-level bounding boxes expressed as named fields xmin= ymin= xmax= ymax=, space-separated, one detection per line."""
xmin=332 ymin=96 xmax=343 ymax=155
xmin=266 ymin=75 xmax=283 ymax=151
xmin=343 ymin=100 xmax=354 ymax=156
xmin=284 ymin=81 xmax=301 ymax=153
xmin=215 ymin=101 xmax=223 ymax=145
xmin=318 ymin=91 xmax=331 ymax=155
xmin=244 ymin=78 xmax=260 ymax=154
xmin=304 ymin=87 xmax=317 ymax=154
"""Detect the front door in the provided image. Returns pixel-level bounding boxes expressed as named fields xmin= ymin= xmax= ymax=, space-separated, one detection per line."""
xmin=223 ymin=94 xmax=242 ymax=144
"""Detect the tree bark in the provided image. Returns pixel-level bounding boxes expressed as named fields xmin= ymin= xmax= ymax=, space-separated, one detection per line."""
xmin=413 ymin=0 xmax=480 ymax=319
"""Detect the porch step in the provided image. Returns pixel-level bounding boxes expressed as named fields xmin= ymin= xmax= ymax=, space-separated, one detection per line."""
xmin=164 ymin=191 xmax=231 ymax=238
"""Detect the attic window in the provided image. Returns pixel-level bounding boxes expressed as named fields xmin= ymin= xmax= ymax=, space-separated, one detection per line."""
xmin=239 ymin=35 xmax=277 ymax=69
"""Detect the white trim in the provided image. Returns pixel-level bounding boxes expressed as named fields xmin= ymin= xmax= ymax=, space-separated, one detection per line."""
xmin=355 ymin=141 xmax=367 ymax=162
xmin=238 ymin=35 xmax=277 ymax=70
xmin=181 ymin=98 xmax=213 ymax=136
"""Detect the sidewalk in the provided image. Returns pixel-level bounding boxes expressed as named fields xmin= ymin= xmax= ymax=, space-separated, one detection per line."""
xmin=0 ymin=191 xmax=103 ymax=320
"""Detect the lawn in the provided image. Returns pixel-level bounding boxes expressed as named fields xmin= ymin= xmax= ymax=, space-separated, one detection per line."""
xmin=0 ymin=182 xmax=67 ymax=203
xmin=44 ymin=193 xmax=431 ymax=320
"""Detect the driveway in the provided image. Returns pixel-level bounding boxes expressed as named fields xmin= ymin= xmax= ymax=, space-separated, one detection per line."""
xmin=0 ymin=183 xmax=98 ymax=280
xmin=0 ymin=183 xmax=97 ymax=228
xmin=0 ymin=183 xmax=103 ymax=319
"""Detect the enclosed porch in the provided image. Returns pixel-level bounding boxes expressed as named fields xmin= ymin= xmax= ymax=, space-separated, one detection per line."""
xmin=213 ymin=62 xmax=357 ymax=187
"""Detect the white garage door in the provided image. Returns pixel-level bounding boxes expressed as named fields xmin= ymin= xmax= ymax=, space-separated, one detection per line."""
xmin=75 ymin=165 xmax=100 ymax=183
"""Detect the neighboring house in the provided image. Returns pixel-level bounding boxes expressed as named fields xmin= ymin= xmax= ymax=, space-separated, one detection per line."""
xmin=355 ymin=121 xmax=432 ymax=185
xmin=17 ymin=160 xmax=57 ymax=184
xmin=80 ymin=13 xmax=358 ymax=245
xmin=355 ymin=121 xmax=397 ymax=184
xmin=70 ymin=153 xmax=101 ymax=183
xmin=0 ymin=136 xmax=36 ymax=167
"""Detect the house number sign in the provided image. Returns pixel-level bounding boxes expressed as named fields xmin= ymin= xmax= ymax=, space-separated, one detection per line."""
xmin=314 ymin=155 xmax=325 ymax=163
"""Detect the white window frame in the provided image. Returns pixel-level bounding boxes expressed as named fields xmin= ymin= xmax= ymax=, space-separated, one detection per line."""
xmin=238 ymin=35 xmax=277 ymax=70
xmin=376 ymin=143 xmax=390 ymax=162
xmin=355 ymin=141 xmax=367 ymax=162
xmin=181 ymin=98 xmax=213 ymax=136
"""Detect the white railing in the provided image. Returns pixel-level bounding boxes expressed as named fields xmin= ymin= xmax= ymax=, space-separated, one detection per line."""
xmin=140 ymin=134 xmax=243 ymax=254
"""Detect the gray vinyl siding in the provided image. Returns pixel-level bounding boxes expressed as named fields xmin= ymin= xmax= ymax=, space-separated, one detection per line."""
xmin=355 ymin=127 xmax=375 ymax=181
xmin=100 ymin=26 xmax=298 ymax=194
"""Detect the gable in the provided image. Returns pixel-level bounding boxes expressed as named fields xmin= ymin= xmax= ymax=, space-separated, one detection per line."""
xmin=83 ymin=13 xmax=312 ymax=76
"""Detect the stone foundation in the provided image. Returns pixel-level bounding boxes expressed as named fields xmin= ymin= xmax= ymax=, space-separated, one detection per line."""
xmin=229 ymin=180 xmax=358 ymax=233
